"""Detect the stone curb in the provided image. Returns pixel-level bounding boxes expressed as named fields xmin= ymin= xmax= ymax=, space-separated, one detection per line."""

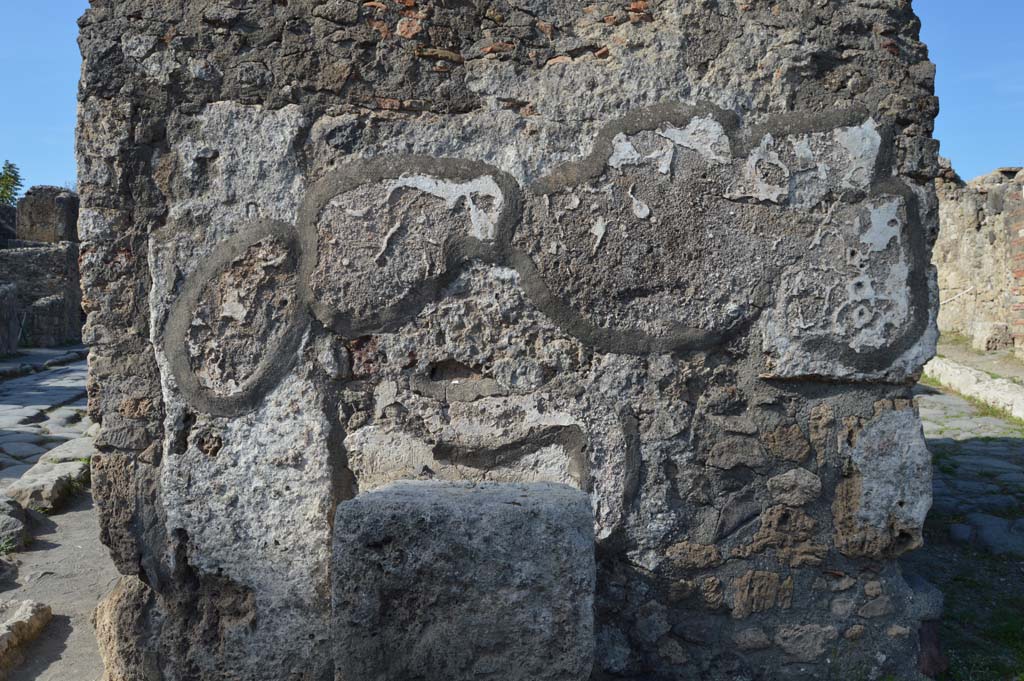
xmin=4 ymin=457 xmax=91 ymax=513
xmin=0 ymin=349 xmax=87 ymax=381
xmin=923 ymin=356 xmax=1024 ymax=420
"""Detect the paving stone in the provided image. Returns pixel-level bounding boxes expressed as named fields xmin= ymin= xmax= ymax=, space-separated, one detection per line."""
xmin=930 ymin=495 xmax=964 ymax=514
xmin=0 ymin=455 xmax=23 ymax=469
xmin=973 ymin=495 xmax=1021 ymax=514
xmin=0 ymin=443 xmax=46 ymax=460
xmin=949 ymin=480 xmax=1001 ymax=495
xmin=5 ymin=460 xmax=89 ymax=512
xmin=0 ymin=434 xmax=44 ymax=446
xmin=951 ymin=457 xmax=1023 ymax=474
xmin=0 ymin=466 xmax=31 ymax=490
xmin=949 ymin=524 xmax=973 ymax=544
xmin=0 ymin=412 xmax=36 ymax=429
xmin=0 ymin=346 xmax=85 ymax=378
xmin=998 ymin=472 xmax=1024 ymax=486
xmin=39 ymin=437 xmax=94 ymax=465
xmin=966 ymin=513 xmax=1024 ymax=558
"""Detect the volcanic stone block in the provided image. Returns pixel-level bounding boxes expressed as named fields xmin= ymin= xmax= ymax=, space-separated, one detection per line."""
xmin=15 ymin=186 xmax=78 ymax=243
xmin=332 ymin=481 xmax=595 ymax=681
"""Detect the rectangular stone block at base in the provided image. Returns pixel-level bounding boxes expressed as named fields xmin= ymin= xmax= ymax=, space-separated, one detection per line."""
xmin=332 ymin=481 xmax=595 ymax=681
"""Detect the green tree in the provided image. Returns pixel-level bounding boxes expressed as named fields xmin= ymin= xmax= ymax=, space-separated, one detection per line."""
xmin=0 ymin=161 xmax=23 ymax=207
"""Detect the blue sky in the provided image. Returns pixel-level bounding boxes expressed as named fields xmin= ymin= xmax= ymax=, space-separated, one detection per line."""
xmin=0 ymin=2 xmax=89 ymax=192
xmin=917 ymin=1 xmax=1024 ymax=181
xmin=0 ymin=1 xmax=1020 ymax=191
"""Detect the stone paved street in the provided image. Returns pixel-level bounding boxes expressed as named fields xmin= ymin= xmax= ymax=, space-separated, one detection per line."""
xmin=0 ymin=356 xmax=115 ymax=680
xmin=0 ymin=360 xmax=92 ymax=483
xmin=905 ymin=383 xmax=1024 ymax=679
xmin=917 ymin=385 xmax=1024 ymax=557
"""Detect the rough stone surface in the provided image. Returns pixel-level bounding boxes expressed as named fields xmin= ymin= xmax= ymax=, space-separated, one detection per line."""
xmin=0 ymin=600 xmax=53 ymax=675
xmin=93 ymin=576 xmax=158 ymax=681
xmin=0 ymin=284 xmax=18 ymax=357
xmin=0 ymin=243 xmax=81 ymax=348
xmin=38 ymin=436 xmax=94 ymax=465
xmin=79 ymin=1 xmax=940 ymax=679
xmin=832 ymin=401 xmax=932 ymax=558
xmin=15 ymin=186 xmax=79 ymax=244
xmin=0 ymin=496 xmax=27 ymax=550
xmin=332 ymin=481 xmax=595 ymax=681
xmin=5 ymin=460 xmax=89 ymax=512
xmin=933 ymin=161 xmax=1024 ymax=353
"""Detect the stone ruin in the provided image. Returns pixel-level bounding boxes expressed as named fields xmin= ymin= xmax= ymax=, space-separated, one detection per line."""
xmin=78 ymin=1 xmax=941 ymax=679
xmin=0 ymin=206 xmax=14 ymax=241
xmin=16 ymin=185 xmax=80 ymax=243
xmin=933 ymin=161 xmax=1024 ymax=354
xmin=0 ymin=186 xmax=83 ymax=355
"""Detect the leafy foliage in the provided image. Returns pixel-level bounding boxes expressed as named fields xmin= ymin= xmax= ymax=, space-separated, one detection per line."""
xmin=0 ymin=160 xmax=23 ymax=207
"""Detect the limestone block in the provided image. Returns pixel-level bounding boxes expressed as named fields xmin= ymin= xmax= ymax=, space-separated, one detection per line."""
xmin=0 ymin=600 xmax=52 ymax=674
xmin=5 ymin=460 xmax=89 ymax=511
xmin=332 ymin=481 xmax=595 ymax=681
xmin=833 ymin=406 xmax=932 ymax=558
xmin=15 ymin=186 xmax=79 ymax=243
xmin=38 ymin=436 xmax=95 ymax=464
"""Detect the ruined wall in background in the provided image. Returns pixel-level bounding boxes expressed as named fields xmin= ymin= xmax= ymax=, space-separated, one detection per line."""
xmin=15 ymin=186 xmax=80 ymax=244
xmin=79 ymin=1 xmax=940 ymax=679
xmin=0 ymin=185 xmax=83 ymax=350
xmin=0 ymin=243 xmax=81 ymax=348
xmin=934 ymin=162 xmax=1024 ymax=353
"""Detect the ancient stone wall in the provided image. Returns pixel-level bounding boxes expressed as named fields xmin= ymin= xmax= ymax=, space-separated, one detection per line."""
xmin=0 ymin=284 xmax=19 ymax=356
xmin=15 ymin=186 xmax=80 ymax=243
xmin=0 ymin=206 xmax=15 ymax=242
xmin=79 ymin=1 xmax=940 ymax=679
xmin=934 ymin=163 xmax=1024 ymax=353
xmin=0 ymin=243 xmax=81 ymax=348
